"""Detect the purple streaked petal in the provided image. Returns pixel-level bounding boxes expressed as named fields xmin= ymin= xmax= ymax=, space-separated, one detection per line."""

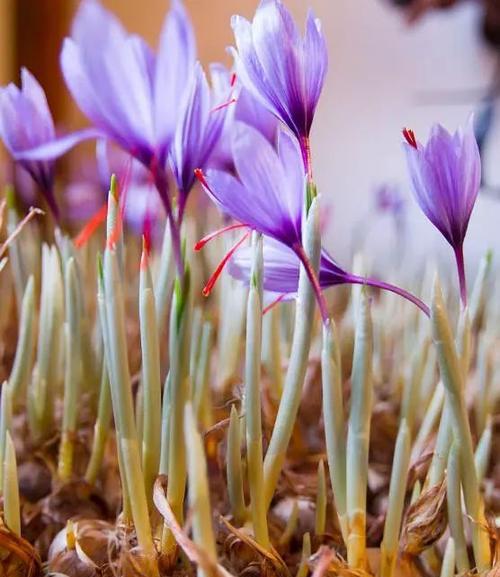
xmin=14 ymin=128 xmax=104 ymax=161
xmin=154 ymin=0 xmax=196 ymax=165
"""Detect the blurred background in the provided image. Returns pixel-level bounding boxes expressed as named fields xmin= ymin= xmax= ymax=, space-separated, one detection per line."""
xmin=1 ymin=0 xmax=500 ymax=278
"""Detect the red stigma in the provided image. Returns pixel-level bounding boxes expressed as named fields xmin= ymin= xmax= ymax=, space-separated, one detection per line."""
xmin=74 ymin=203 xmax=108 ymax=248
xmin=195 ymin=223 xmax=248 ymax=251
xmin=202 ymin=230 xmax=251 ymax=297
xmin=140 ymin=235 xmax=150 ymax=271
xmin=402 ymin=128 xmax=417 ymax=149
xmin=230 ymin=72 xmax=237 ymax=87
xmin=194 ymin=168 xmax=208 ymax=189
xmin=262 ymin=293 xmax=286 ymax=316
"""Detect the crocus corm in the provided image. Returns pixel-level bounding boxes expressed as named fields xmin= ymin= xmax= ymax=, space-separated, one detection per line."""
xmin=230 ymin=0 xmax=327 ymax=176
xmin=402 ymin=118 xmax=480 ymax=305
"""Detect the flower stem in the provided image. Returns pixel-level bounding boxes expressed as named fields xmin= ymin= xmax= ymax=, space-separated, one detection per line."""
xmin=453 ymin=243 xmax=467 ymax=307
xmin=350 ymin=275 xmax=429 ymax=317
xmin=262 ymin=197 xmax=321 ymax=509
xmin=440 ymin=539 xmax=456 ymax=577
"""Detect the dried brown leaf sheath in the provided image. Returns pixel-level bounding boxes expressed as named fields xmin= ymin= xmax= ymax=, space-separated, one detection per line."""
xmin=400 ymin=480 xmax=447 ymax=555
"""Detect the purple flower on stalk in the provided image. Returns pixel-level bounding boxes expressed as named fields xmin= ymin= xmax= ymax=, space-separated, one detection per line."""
xmin=230 ymin=238 xmax=430 ymax=316
xmin=230 ymin=0 xmax=327 ymax=176
xmin=169 ymin=63 xmax=227 ymax=220
xmin=195 ymin=124 xmax=429 ymax=320
xmin=402 ymin=119 xmax=480 ymax=305
xmin=0 ymin=68 xmax=96 ymax=218
xmin=194 ymin=123 xmax=331 ymax=314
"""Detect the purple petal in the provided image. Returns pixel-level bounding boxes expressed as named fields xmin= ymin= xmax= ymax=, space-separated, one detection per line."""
xmin=154 ymin=0 xmax=196 ymax=164
xmin=15 ymin=128 xmax=104 ymax=161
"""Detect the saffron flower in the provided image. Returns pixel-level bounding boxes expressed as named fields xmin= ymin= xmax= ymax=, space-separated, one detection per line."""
xmin=402 ymin=119 xmax=480 ymax=305
xmin=231 ymin=0 xmax=327 ymax=176
xmin=0 ymin=68 xmax=96 ymax=218
xmin=230 ymin=238 xmax=430 ymax=316
xmin=195 ymin=123 xmax=322 ymax=309
xmin=60 ymin=0 xmax=195 ymax=171
xmin=169 ymin=63 xmax=226 ymax=220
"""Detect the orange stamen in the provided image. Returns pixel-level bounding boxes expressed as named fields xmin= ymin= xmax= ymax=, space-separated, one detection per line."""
xmin=202 ymin=231 xmax=251 ymax=297
xmin=74 ymin=203 xmax=108 ymax=248
xmin=195 ymin=223 xmax=248 ymax=251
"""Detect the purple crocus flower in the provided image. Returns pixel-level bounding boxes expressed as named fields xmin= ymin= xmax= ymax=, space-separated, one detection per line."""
xmin=169 ymin=63 xmax=226 ymax=220
xmin=230 ymin=0 xmax=328 ymax=177
xmin=230 ymin=238 xmax=430 ymax=316
xmin=196 ymin=124 xmax=303 ymax=249
xmin=57 ymin=0 xmax=196 ymax=275
xmin=402 ymin=119 xmax=480 ymax=305
xmin=0 ymin=68 xmax=96 ymax=218
xmin=60 ymin=0 xmax=195 ymax=171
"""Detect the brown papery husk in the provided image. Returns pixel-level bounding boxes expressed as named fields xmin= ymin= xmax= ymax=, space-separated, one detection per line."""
xmin=400 ymin=480 xmax=448 ymax=555
xmin=0 ymin=523 xmax=42 ymax=577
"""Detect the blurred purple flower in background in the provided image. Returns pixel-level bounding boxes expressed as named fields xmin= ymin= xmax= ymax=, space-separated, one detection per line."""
xmin=403 ymin=119 xmax=481 ymax=305
xmin=0 ymin=68 xmax=96 ymax=218
xmin=231 ymin=0 xmax=328 ymax=176
xmin=60 ymin=0 xmax=195 ymax=171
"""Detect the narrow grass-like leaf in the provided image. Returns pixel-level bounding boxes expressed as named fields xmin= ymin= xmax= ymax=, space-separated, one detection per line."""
xmin=139 ymin=246 xmax=162 ymax=506
xmin=227 ymin=404 xmax=246 ymax=525
xmin=0 ymin=382 xmax=13 ymax=494
xmin=9 ymin=276 xmax=35 ymax=403
xmin=380 ymin=419 xmax=411 ymax=577
xmin=184 ymin=402 xmax=218 ymax=577
xmin=446 ymin=441 xmax=470 ymax=573
xmin=3 ymin=431 xmax=20 ymax=536
xmin=315 ymin=459 xmax=327 ymax=536
xmin=321 ymin=320 xmax=347 ymax=539
xmin=346 ymin=288 xmax=373 ymax=569
xmin=431 ymin=278 xmax=491 ymax=571
xmin=263 ymin=197 xmax=321 ymax=509
xmin=58 ymin=258 xmax=82 ymax=481
xmin=245 ymin=232 xmax=270 ymax=548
